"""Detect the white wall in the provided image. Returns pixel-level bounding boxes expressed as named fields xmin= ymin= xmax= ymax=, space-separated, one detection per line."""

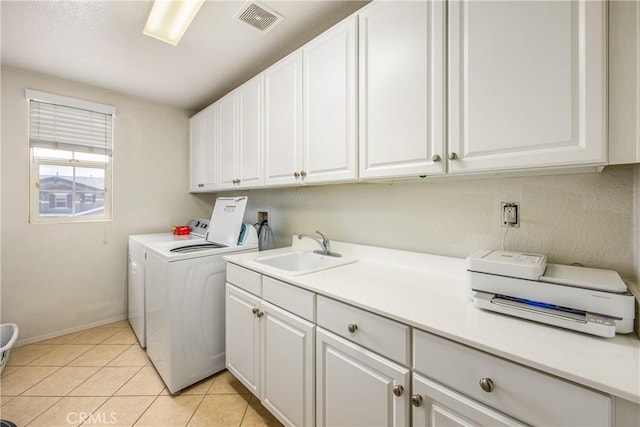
xmin=240 ymin=165 xmax=638 ymax=282
xmin=1 ymin=67 xmax=214 ymax=343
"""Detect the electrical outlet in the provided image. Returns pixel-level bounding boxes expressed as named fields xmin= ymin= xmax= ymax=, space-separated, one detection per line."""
xmin=501 ymin=202 xmax=519 ymax=227
xmin=257 ymin=209 xmax=271 ymax=225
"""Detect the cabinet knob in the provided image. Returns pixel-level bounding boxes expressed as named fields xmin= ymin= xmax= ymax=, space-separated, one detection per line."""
xmin=300 ymin=170 xmax=307 ymax=177
xmin=392 ymin=384 xmax=404 ymax=397
xmin=479 ymin=377 xmax=494 ymax=393
xmin=236 ymin=179 xmax=242 ymax=184
xmin=411 ymin=394 xmax=423 ymax=407
xmin=252 ymin=307 xmax=259 ymax=315
xmin=432 ymin=154 xmax=441 ymax=162
xmin=256 ymin=311 xmax=264 ymax=318
xmin=294 ymin=171 xmax=300 ymax=178
xmin=347 ymin=323 xmax=358 ymax=333
xmin=198 ymin=183 xmax=204 ymax=187
xmin=448 ymin=152 xmax=458 ymax=160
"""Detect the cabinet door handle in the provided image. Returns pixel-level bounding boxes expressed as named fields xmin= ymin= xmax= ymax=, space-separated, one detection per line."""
xmin=198 ymin=183 xmax=204 ymax=187
xmin=256 ymin=311 xmax=264 ymax=318
xmin=392 ymin=385 xmax=404 ymax=397
xmin=294 ymin=171 xmax=300 ymax=178
xmin=347 ymin=323 xmax=358 ymax=333
xmin=431 ymin=154 xmax=441 ymax=162
xmin=300 ymin=170 xmax=307 ymax=177
xmin=411 ymin=394 xmax=423 ymax=407
xmin=448 ymin=152 xmax=458 ymax=160
xmin=479 ymin=377 xmax=494 ymax=393
xmin=252 ymin=307 xmax=259 ymax=316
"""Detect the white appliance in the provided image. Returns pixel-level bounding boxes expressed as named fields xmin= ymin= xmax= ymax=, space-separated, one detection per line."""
xmin=128 ymin=218 xmax=211 ymax=348
xmin=467 ymin=250 xmax=635 ymax=338
xmin=144 ymin=197 xmax=258 ymax=393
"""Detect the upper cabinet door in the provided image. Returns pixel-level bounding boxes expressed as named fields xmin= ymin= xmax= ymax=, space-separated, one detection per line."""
xmin=189 ymin=107 xmax=218 ymax=192
xmin=448 ymin=0 xmax=607 ymax=173
xmin=238 ymin=75 xmax=264 ymax=188
xmin=359 ymin=1 xmax=446 ymax=179
xmin=303 ymin=16 xmax=358 ymax=184
xmin=189 ymin=113 xmax=204 ymax=192
xmin=264 ymin=51 xmax=304 ymax=187
xmin=218 ymin=92 xmax=239 ymax=190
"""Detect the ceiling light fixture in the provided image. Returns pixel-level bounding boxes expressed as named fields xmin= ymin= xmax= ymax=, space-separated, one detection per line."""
xmin=143 ymin=0 xmax=205 ymax=46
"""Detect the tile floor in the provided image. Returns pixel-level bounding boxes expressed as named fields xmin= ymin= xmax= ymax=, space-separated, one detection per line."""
xmin=0 ymin=320 xmax=283 ymax=427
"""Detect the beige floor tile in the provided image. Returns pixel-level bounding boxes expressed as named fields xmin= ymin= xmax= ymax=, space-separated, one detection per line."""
xmin=28 ymin=396 xmax=108 ymax=427
xmin=187 ymin=393 xmax=250 ymax=427
xmin=207 ymin=370 xmax=250 ymax=395
xmin=0 ymin=395 xmax=61 ymax=426
xmin=98 ymin=320 xmax=130 ymax=329
xmin=134 ymin=395 xmax=203 ymax=426
xmin=63 ymin=328 xmax=122 ymax=345
xmin=102 ymin=329 xmax=137 ymax=345
xmin=181 ymin=376 xmax=214 ymax=395
xmin=68 ymin=345 xmax=129 ymax=367
xmin=6 ymin=344 xmax=57 ymax=366
xmin=1 ymin=366 xmax=19 ymax=378
xmin=0 ymin=366 xmax=59 ymax=396
xmin=81 ymin=395 xmax=155 ymax=427
xmin=107 ymin=345 xmax=149 ymax=367
xmin=23 ymin=367 xmax=100 ymax=396
xmin=241 ymin=395 xmax=284 ymax=427
xmin=69 ymin=367 xmax=141 ymax=397
xmin=29 ymin=344 xmax=95 ymax=366
xmin=114 ymin=367 xmax=165 ymax=396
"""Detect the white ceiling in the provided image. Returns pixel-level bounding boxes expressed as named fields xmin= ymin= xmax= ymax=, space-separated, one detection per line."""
xmin=1 ymin=0 xmax=368 ymax=112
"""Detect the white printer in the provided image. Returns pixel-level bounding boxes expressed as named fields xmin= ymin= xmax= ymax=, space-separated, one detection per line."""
xmin=467 ymin=250 xmax=635 ymax=338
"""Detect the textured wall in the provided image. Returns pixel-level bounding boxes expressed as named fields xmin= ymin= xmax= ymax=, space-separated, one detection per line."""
xmin=1 ymin=68 xmax=213 ymax=343
xmin=238 ymin=165 xmax=638 ymax=282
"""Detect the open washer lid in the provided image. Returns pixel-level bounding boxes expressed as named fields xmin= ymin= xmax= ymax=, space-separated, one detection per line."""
xmin=205 ymin=197 xmax=248 ymax=246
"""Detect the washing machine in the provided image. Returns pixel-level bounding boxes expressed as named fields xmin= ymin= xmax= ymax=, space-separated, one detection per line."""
xmin=128 ymin=219 xmax=210 ymax=348
xmin=144 ymin=196 xmax=258 ymax=394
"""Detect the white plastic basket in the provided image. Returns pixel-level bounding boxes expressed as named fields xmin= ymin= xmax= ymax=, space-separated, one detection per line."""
xmin=0 ymin=323 xmax=19 ymax=374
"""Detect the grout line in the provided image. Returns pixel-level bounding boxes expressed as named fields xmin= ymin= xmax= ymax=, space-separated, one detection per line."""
xmin=183 ymin=393 xmax=206 ymax=426
xmin=238 ymin=394 xmax=252 ymax=427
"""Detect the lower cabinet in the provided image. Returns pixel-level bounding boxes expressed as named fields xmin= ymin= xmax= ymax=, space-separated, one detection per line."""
xmin=411 ymin=373 xmax=525 ymax=427
xmin=316 ymin=328 xmax=410 ymax=427
xmin=261 ymin=300 xmax=315 ymax=427
xmin=225 ymin=282 xmax=315 ymax=427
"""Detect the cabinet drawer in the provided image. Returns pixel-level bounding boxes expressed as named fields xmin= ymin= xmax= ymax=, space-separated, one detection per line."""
xmin=316 ymin=295 xmax=410 ymax=365
xmin=226 ymin=263 xmax=262 ymax=296
xmin=413 ymin=329 xmax=611 ymax=427
xmin=262 ymin=276 xmax=315 ymax=322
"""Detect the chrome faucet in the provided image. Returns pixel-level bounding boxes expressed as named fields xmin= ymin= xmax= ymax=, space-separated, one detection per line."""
xmin=298 ymin=230 xmax=341 ymax=257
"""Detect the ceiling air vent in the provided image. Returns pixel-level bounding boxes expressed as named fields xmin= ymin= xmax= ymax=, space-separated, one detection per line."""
xmin=235 ymin=1 xmax=283 ymax=33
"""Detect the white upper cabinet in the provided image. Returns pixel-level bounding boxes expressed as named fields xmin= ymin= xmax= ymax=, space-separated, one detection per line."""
xmin=218 ymin=92 xmax=239 ymax=190
xmin=189 ymin=105 xmax=218 ymax=192
xmin=447 ymin=0 xmax=607 ymax=173
xmin=218 ymin=75 xmax=264 ymax=190
xmin=264 ymin=51 xmax=304 ymax=186
xmin=238 ymin=75 xmax=264 ymax=188
xmin=359 ymin=1 xmax=446 ymax=179
xmin=303 ymin=16 xmax=358 ymax=184
xmin=609 ymin=0 xmax=640 ymax=165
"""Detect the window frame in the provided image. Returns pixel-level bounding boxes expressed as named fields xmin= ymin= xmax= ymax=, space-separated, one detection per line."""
xmin=26 ymin=89 xmax=115 ymax=224
xmin=30 ymin=153 xmax=112 ymax=224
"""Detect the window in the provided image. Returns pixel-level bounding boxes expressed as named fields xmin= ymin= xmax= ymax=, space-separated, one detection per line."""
xmin=27 ymin=90 xmax=116 ymax=223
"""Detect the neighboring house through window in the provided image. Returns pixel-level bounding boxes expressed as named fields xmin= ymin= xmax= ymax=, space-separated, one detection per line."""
xmin=26 ymin=89 xmax=115 ymax=223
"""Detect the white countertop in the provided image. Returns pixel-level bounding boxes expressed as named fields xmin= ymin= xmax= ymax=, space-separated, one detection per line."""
xmin=224 ymin=239 xmax=640 ymax=404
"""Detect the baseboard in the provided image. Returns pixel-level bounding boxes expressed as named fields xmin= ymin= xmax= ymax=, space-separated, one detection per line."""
xmin=14 ymin=314 xmax=128 ymax=347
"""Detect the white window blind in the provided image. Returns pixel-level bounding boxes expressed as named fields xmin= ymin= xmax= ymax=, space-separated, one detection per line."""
xmin=26 ymin=89 xmax=115 ymax=155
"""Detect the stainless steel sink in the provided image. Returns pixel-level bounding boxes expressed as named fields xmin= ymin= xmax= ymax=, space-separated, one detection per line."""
xmin=248 ymin=251 xmax=357 ymax=276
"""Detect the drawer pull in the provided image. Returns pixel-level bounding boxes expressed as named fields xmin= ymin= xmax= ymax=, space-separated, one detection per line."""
xmin=347 ymin=323 xmax=358 ymax=333
xmin=392 ymin=384 xmax=404 ymax=397
xmin=411 ymin=394 xmax=423 ymax=407
xmin=479 ymin=377 xmax=495 ymax=393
